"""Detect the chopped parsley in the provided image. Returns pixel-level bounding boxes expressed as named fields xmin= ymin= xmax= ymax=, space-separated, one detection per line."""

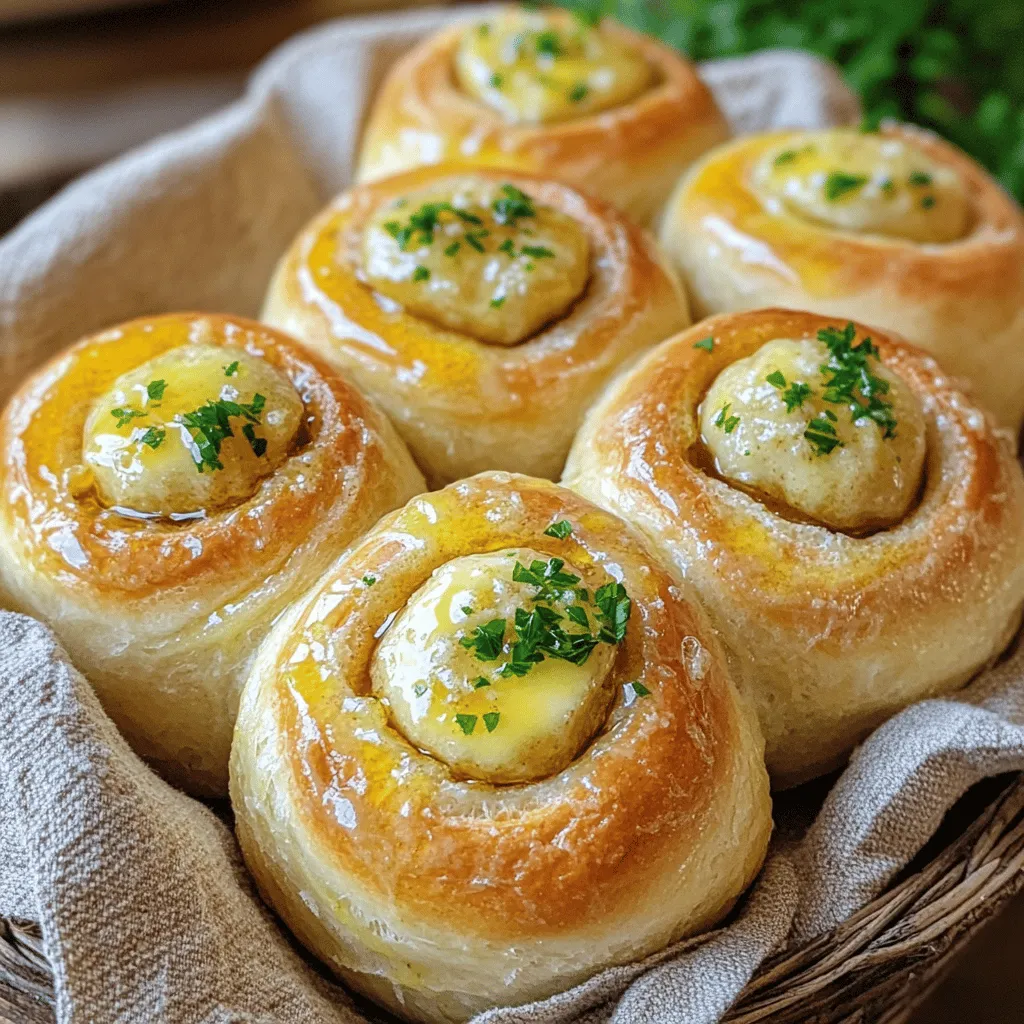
xmin=543 ymin=519 xmax=573 ymax=539
xmin=461 ymin=605 xmax=474 ymax=615
xmin=594 ymin=582 xmax=631 ymax=644
xmin=473 ymin=677 xmax=490 ymax=689
xmin=146 ymin=379 xmax=167 ymax=401
xmin=521 ymin=245 xmax=554 ymax=259
xmin=492 ymin=184 xmax=536 ymax=227
xmin=110 ymin=407 xmax=147 ymax=429
xmin=823 ymin=171 xmax=869 ymax=202
xmin=444 ymin=241 xmax=461 ymax=257
xmin=908 ymin=171 xmax=933 ymax=187
xmin=625 ymin=680 xmax=652 ymax=700
xmin=817 ymin=322 xmax=897 ymax=438
xmin=805 ymin=414 xmax=842 ymax=456
xmin=464 ymin=230 xmax=488 ymax=252
xmin=766 ymin=370 xmax=786 ymax=388
xmin=178 ymin=393 xmax=268 ymax=473
xmin=773 ymin=149 xmax=799 ymax=167
xmin=223 ymin=362 xmax=239 ymax=377
xmin=455 ymin=713 xmax=478 ymax=735
xmin=782 ymin=381 xmax=813 ymax=412
xmin=535 ymin=30 xmax=563 ymax=57
xmin=879 ymin=177 xmax=896 ymax=195
xmin=921 ymin=195 xmax=936 ymax=209
xmin=714 ymin=403 xmax=740 ymax=434
xmin=362 ymin=575 xmax=376 ymax=587
xmin=693 ymin=336 xmax=715 ymax=352
xmin=483 ymin=711 xmax=501 ymax=732
xmin=413 ymin=682 xmax=428 ymax=697
xmin=568 ymin=82 xmax=589 ymax=102
xmin=412 ymin=265 xmax=430 ymax=282
xmin=460 ymin=618 xmax=506 ymax=661
xmin=385 ymin=201 xmax=482 ymax=250
xmin=490 ymin=72 xmax=504 ymax=89
xmin=139 ymin=427 xmax=165 ymax=450
xmin=498 ymin=238 xmax=516 ymax=257
xmin=489 ymin=296 xmax=506 ymax=309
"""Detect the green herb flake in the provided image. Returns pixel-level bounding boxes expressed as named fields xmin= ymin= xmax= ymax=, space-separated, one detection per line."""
xmin=595 ymin=581 xmax=631 ymax=644
xmin=782 ymin=381 xmax=813 ymax=412
xmin=461 ymin=605 xmax=474 ymax=615
xmin=498 ymin=238 xmax=516 ymax=257
xmin=413 ymin=683 xmax=427 ymax=697
xmin=714 ymin=403 xmax=740 ymax=434
xmin=921 ymin=195 xmax=936 ymax=209
xmin=178 ymin=393 xmax=268 ymax=473
xmin=908 ymin=171 xmax=933 ymax=187
xmin=544 ymin=519 xmax=573 ymax=539
xmin=824 ymin=171 xmax=869 ymax=202
xmin=242 ymin=423 xmax=267 ymax=458
xmin=490 ymin=72 xmax=504 ymax=89
xmin=773 ymin=149 xmax=799 ymax=167
xmin=456 ymin=713 xmax=478 ymax=735
xmin=879 ymin=177 xmax=896 ymax=195
xmin=490 ymin=295 xmax=506 ymax=308
xmin=412 ymin=265 xmax=430 ymax=282
xmin=520 ymin=245 xmax=555 ymax=259
xmin=816 ymin=322 xmax=897 ymax=438
xmin=224 ymin=362 xmax=239 ymax=377
xmin=139 ymin=427 xmax=165 ymax=450
xmin=362 ymin=575 xmax=376 ymax=587
xmin=492 ymin=184 xmax=536 ymax=227
xmin=110 ymin=407 xmax=147 ymax=429
xmin=444 ymin=241 xmax=461 ymax=257
xmin=473 ymin=677 xmax=490 ymax=689
xmin=483 ymin=711 xmax=501 ymax=733
xmin=626 ymin=680 xmax=652 ymax=699
xmin=460 ymin=618 xmax=506 ymax=661
xmin=147 ymin=379 xmax=167 ymax=401
xmin=693 ymin=336 xmax=714 ymax=352
xmin=535 ymin=30 xmax=563 ymax=58
xmin=766 ymin=370 xmax=787 ymax=388
xmin=568 ymin=82 xmax=589 ymax=102
xmin=805 ymin=417 xmax=843 ymax=456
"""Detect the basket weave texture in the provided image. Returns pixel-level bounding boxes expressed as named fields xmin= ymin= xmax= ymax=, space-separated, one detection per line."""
xmin=3 ymin=774 xmax=1023 ymax=1024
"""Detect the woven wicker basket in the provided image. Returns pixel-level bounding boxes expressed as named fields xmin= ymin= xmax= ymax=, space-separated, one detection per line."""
xmin=2 ymin=773 xmax=1023 ymax=1024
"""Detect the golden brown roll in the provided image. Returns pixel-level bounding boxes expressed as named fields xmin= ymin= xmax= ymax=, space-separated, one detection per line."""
xmin=0 ymin=313 xmax=425 ymax=796
xmin=564 ymin=309 xmax=1024 ymax=788
xmin=230 ymin=472 xmax=771 ymax=1023
xmin=262 ymin=165 xmax=689 ymax=486
xmin=356 ymin=6 xmax=729 ymax=224
xmin=659 ymin=125 xmax=1024 ymax=430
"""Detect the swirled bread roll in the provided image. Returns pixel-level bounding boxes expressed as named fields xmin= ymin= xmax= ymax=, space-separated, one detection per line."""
xmin=262 ymin=166 xmax=689 ymax=486
xmin=356 ymin=7 xmax=729 ymax=224
xmin=0 ymin=313 xmax=425 ymax=796
xmin=565 ymin=309 xmax=1024 ymax=787
xmin=230 ymin=472 xmax=771 ymax=1023
xmin=659 ymin=125 xmax=1024 ymax=429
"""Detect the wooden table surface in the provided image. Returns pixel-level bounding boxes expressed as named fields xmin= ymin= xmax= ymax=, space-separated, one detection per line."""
xmin=0 ymin=3 xmax=1020 ymax=1020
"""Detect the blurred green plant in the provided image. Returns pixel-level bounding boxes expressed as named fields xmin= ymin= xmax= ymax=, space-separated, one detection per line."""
xmin=555 ymin=0 xmax=1024 ymax=202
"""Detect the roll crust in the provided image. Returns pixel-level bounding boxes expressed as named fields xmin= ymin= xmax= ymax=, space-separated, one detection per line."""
xmin=262 ymin=166 xmax=689 ymax=486
xmin=565 ymin=309 xmax=1024 ymax=787
xmin=0 ymin=313 xmax=425 ymax=795
xmin=356 ymin=11 xmax=730 ymax=224
xmin=230 ymin=472 xmax=771 ymax=1023
xmin=659 ymin=125 xmax=1024 ymax=429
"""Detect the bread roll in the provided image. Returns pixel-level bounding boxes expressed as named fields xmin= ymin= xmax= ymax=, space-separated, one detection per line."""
xmin=356 ymin=6 xmax=729 ymax=224
xmin=230 ymin=472 xmax=771 ymax=1023
xmin=658 ymin=125 xmax=1024 ymax=430
xmin=263 ymin=166 xmax=689 ymax=486
xmin=565 ymin=309 xmax=1024 ymax=787
xmin=0 ymin=313 xmax=424 ymax=795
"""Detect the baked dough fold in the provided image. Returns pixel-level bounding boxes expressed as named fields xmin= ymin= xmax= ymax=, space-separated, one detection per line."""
xmin=0 ymin=313 xmax=425 ymax=795
xmin=262 ymin=166 xmax=689 ymax=486
xmin=659 ymin=125 xmax=1024 ymax=430
xmin=230 ymin=472 xmax=771 ymax=1023
xmin=356 ymin=7 xmax=729 ymax=224
xmin=565 ymin=309 xmax=1024 ymax=787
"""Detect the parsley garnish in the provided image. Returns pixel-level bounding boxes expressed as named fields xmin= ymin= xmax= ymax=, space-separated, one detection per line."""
xmin=544 ymin=520 xmax=573 ymax=539
xmin=817 ymin=322 xmax=896 ymax=438
xmin=224 ymin=362 xmax=239 ymax=377
xmin=147 ymin=379 xmax=167 ymax=401
xmin=465 ymin=230 xmax=488 ymax=253
xmin=385 ymin=202 xmax=482 ymax=250
xmin=766 ymin=370 xmax=786 ymax=389
xmin=805 ymin=414 xmax=842 ymax=456
xmin=492 ymin=184 xmax=535 ymax=226
xmin=139 ymin=427 xmax=165 ymax=450
xmin=473 ymin=677 xmax=490 ymax=689
xmin=909 ymin=171 xmax=932 ymax=186
xmin=879 ymin=177 xmax=896 ymax=195
xmin=178 ymin=393 xmax=268 ymax=473
xmin=782 ymin=381 xmax=813 ymax=412
xmin=921 ymin=195 xmax=936 ymax=209
xmin=110 ymin=408 xmax=147 ymax=429
xmin=412 ymin=265 xmax=430 ymax=282
xmin=362 ymin=575 xmax=376 ymax=587
xmin=773 ymin=149 xmax=798 ymax=166
xmin=714 ymin=403 xmax=740 ymax=433
xmin=413 ymin=682 xmax=428 ymax=697
xmin=490 ymin=296 xmax=506 ymax=308
xmin=460 ymin=618 xmax=506 ymax=661
xmin=594 ymin=582 xmax=631 ymax=644
xmin=824 ymin=171 xmax=868 ymax=201
xmin=693 ymin=336 xmax=714 ymax=352
xmin=444 ymin=241 xmax=461 ymax=257
xmin=456 ymin=713 xmax=478 ymax=735
xmin=490 ymin=72 xmax=504 ymax=88
xmin=625 ymin=680 xmax=652 ymax=700
xmin=483 ymin=711 xmax=501 ymax=732
xmin=568 ymin=82 xmax=588 ymax=102
xmin=535 ymin=30 xmax=563 ymax=57
xmin=521 ymin=245 xmax=554 ymax=259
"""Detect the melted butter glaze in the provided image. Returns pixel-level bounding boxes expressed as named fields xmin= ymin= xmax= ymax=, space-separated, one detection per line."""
xmin=455 ymin=9 xmax=653 ymax=124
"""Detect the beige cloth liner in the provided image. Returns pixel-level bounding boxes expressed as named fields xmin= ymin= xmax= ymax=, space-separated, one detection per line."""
xmin=2 ymin=7 xmax=1020 ymax=1024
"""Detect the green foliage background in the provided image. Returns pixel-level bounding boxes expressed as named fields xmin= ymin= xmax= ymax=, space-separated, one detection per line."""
xmin=555 ymin=0 xmax=1024 ymax=203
